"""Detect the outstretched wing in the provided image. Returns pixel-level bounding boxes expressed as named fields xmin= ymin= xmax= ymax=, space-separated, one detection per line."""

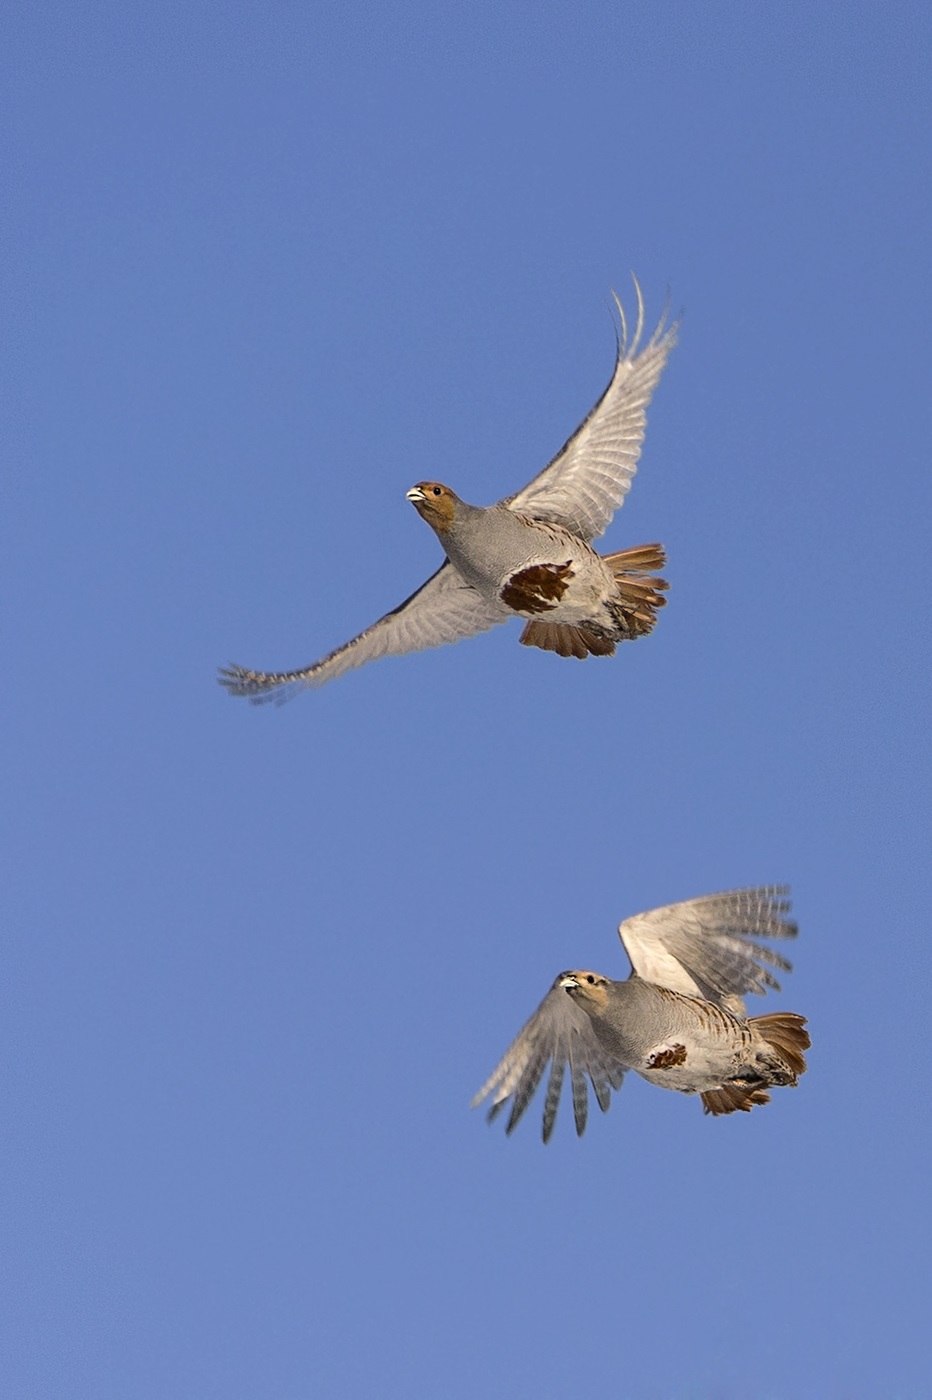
xmin=472 ymin=978 xmax=626 ymax=1143
xmin=219 ymin=563 xmax=504 ymax=703
xmin=618 ymin=886 xmax=797 ymax=1014
xmin=505 ymin=278 xmax=678 ymax=541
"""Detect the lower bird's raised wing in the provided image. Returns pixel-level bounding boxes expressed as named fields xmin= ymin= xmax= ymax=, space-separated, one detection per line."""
xmin=472 ymin=977 xmax=626 ymax=1142
xmin=219 ymin=563 xmax=504 ymax=703
xmin=504 ymin=278 xmax=678 ymax=541
xmin=617 ymin=886 xmax=797 ymax=1013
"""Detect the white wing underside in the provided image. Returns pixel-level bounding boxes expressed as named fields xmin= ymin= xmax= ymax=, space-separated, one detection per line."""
xmin=219 ymin=563 xmax=504 ymax=703
xmin=471 ymin=981 xmax=626 ymax=1142
xmin=505 ymin=277 xmax=678 ymax=540
xmin=618 ymin=886 xmax=797 ymax=1015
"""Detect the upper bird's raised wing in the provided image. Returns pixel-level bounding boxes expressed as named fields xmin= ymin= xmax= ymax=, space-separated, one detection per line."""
xmin=472 ymin=977 xmax=626 ymax=1142
xmin=504 ymin=278 xmax=678 ymax=541
xmin=617 ymin=886 xmax=797 ymax=1014
xmin=219 ymin=563 xmax=504 ymax=703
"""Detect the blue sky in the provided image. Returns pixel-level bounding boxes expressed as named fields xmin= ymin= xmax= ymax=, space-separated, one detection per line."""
xmin=4 ymin=2 xmax=931 ymax=1396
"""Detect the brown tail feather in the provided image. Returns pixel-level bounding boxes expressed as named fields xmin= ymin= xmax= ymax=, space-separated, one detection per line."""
xmin=701 ymin=1084 xmax=772 ymax=1116
xmin=603 ymin=542 xmax=667 ymax=573
xmin=519 ymin=620 xmax=615 ymax=658
xmin=601 ymin=542 xmax=668 ymax=637
xmin=752 ymin=1012 xmax=811 ymax=1080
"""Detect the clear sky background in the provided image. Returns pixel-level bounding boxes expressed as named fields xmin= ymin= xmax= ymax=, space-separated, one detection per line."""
xmin=4 ymin=3 xmax=931 ymax=1397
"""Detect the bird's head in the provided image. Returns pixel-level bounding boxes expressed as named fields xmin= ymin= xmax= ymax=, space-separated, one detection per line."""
xmin=557 ymin=969 xmax=612 ymax=1011
xmin=406 ymin=481 xmax=460 ymax=533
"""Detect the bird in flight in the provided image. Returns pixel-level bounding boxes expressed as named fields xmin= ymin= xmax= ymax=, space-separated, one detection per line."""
xmin=219 ymin=278 xmax=677 ymax=703
xmin=473 ymin=886 xmax=810 ymax=1141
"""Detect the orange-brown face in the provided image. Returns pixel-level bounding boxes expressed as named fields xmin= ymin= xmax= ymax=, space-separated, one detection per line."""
xmin=558 ymin=970 xmax=612 ymax=1011
xmin=406 ymin=481 xmax=459 ymax=532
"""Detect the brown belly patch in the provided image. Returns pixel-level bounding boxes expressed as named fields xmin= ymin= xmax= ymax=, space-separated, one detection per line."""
xmin=500 ymin=561 xmax=574 ymax=614
xmin=646 ymin=1043 xmax=688 ymax=1069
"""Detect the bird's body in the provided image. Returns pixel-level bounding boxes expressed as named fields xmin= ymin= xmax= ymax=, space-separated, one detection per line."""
xmin=406 ymin=488 xmax=666 ymax=657
xmin=220 ymin=278 xmax=676 ymax=701
xmin=565 ymin=975 xmax=804 ymax=1097
xmin=473 ymin=886 xmax=810 ymax=1140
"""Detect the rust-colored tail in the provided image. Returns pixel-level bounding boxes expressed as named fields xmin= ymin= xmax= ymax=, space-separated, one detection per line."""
xmin=701 ymin=1013 xmax=810 ymax=1116
xmin=752 ymin=1012 xmax=811 ymax=1080
xmin=701 ymin=1084 xmax=773 ymax=1116
xmin=602 ymin=542 xmax=668 ymax=638
xmin=518 ymin=620 xmax=615 ymax=659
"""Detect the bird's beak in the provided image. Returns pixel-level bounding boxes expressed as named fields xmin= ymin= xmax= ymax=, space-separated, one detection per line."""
xmin=558 ymin=974 xmax=579 ymax=989
xmin=406 ymin=486 xmax=426 ymax=503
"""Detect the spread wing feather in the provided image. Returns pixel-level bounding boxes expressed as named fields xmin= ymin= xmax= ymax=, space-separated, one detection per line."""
xmin=618 ymin=886 xmax=797 ymax=1015
xmin=219 ymin=563 xmax=503 ymax=703
xmin=505 ymin=277 xmax=678 ymax=541
xmin=473 ymin=980 xmax=626 ymax=1142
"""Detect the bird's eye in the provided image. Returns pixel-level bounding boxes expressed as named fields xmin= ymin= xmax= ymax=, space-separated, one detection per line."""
xmin=586 ymin=975 xmax=595 ymax=984
xmin=431 ymin=485 xmax=442 ymax=496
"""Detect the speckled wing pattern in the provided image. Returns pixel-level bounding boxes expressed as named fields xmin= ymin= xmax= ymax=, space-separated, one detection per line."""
xmin=618 ymin=886 xmax=797 ymax=1014
xmin=471 ymin=979 xmax=626 ymax=1143
xmin=218 ymin=563 xmax=504 ymax=703
xmin=505 ymin=277 xmax=678 ymax=541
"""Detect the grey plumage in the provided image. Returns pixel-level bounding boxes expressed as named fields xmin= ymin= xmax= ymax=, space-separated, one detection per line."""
xmin=473 ymin=886 xmax=810 ymax=1142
